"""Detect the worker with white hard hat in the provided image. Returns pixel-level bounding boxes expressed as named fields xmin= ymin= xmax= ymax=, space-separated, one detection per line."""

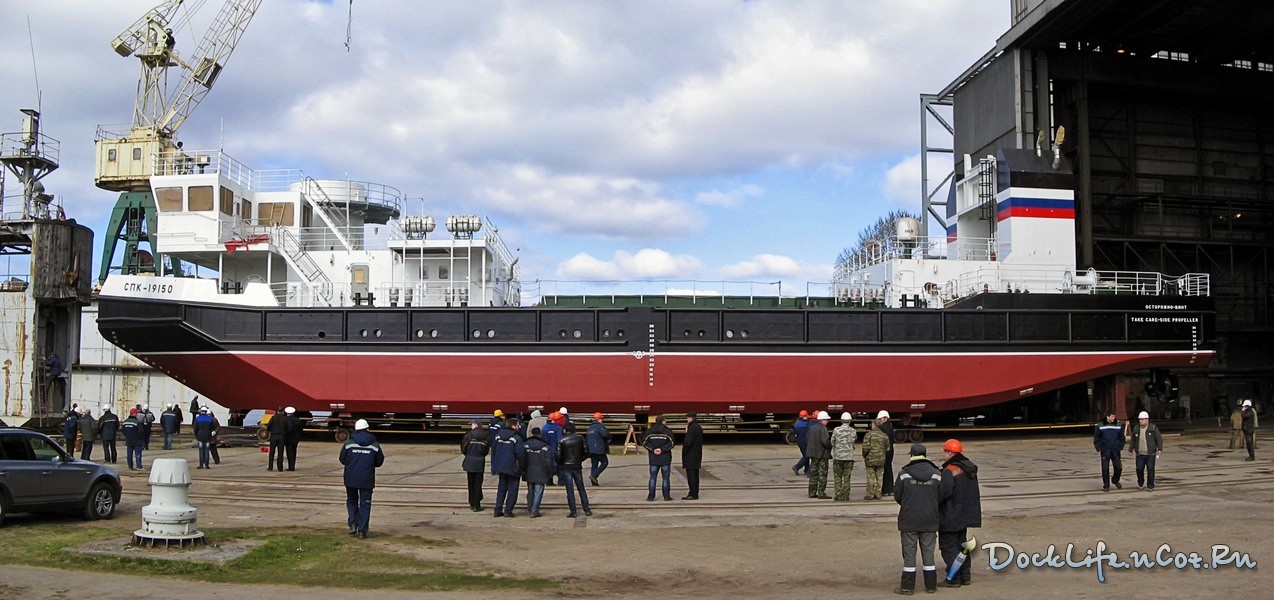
xmin=340 ymin=418 xmax=385 ymax=539
xmin=283 ymin=406 xmax=303 ymax=471
xmin=862 ymin=416 xmax=890 ymax=500
xmin=830 ymin=412 xmax=857 ymax=501
xmin=1128 ymin=411 xmax=1163 ymax=490
xmin=140 ymin=403 xmax=155 ymax=450
xmin=160 ymin=403 xmax=179 ymax=450
xmin=806 ymin=411 xmax=833 ymax=499
xmin=1240 ymin=399 xmax=1257 ymax=462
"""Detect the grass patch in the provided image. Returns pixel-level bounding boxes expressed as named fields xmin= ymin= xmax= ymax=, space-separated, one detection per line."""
xmin=0 ymin=523 xmax=556 ymax=592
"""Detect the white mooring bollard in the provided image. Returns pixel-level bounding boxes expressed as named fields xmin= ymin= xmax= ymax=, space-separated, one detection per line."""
xmin=132 ymin=458 xmax=205 ymax=548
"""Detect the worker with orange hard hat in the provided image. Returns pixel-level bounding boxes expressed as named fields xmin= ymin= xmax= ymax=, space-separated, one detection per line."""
xmin=791 ymin=410 xmax=812 ymax=476
xmin=937 ymin=439 xmax=981 ymax=588
xmin=541 ymin=412 xmax=565 ymax=485
xmin=585 ymin=412 xmax=612 ymax=485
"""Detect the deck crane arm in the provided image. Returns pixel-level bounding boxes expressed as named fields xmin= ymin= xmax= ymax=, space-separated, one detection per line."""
xmin=159 ymin=0 xmax=263 ymax=135
xmin=108 ymin=0 xmax=187 ymax=59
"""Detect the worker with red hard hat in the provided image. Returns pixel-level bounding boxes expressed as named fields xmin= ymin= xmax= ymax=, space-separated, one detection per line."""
xmin=938 ymin=438 xmax=981 ymax=588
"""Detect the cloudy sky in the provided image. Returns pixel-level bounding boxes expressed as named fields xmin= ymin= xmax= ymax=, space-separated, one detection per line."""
xmin=0 ymin=0 xmax=1008 ymax=298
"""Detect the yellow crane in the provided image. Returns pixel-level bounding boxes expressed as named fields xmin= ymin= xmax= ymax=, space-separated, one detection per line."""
xmin=95 ymin=0 xmax=261 ymax=282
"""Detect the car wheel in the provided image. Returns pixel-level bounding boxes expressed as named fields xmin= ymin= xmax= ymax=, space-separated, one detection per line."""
xmin=84 ymin=482 xmax=116 ymax=520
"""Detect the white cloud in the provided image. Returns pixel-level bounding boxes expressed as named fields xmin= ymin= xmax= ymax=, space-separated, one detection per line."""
xmin=695 ymin=184 xmax=763 ymax=207
xmin=885 ymin=154 xmax=923 ymax=207
xmin=614 ymin=249 xmax=703 ymax=278
xmin=554 ymin=248 xmax=702 ymax=280
xmin=476 ymin=165 xmax=703 ymax=239
xmin=720 ymin=254 xmax=834 ymax=283
xmin=554 ymin=253 xmax=622 ymax=280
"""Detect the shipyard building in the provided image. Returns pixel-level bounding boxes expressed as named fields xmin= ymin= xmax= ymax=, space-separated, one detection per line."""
xmin=920 ymin=0 xmax=1274 ymax=419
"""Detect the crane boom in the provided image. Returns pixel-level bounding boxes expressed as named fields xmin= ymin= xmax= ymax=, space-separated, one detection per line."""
xmin=159 ymin=0 xmax=262 ymax=135
xmin=109 ymin=0 xmax=188 ymax=59
xmin=95 ymin=0 xmax=260 ymax=192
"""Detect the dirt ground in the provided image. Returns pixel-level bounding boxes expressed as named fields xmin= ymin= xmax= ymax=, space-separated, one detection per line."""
xmin=1 ymin=430 xmax=1270 ymax=598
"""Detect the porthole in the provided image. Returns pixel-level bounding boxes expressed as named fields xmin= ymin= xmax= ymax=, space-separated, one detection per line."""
xmin=683 ymin=329 xmax=692 ymax=338
xmin=698 ymin=330 xmax=706 ymax=338
xmin=559 ymin=329 xmax=568 ymax=338
xmin=472 ymin=329 xmax=482 ymax=339
xmin=360 ymin=329 xmax=369 ymax=338
xmin=573 ymin=329 xmax=582 ymax=339
xmin=318 ymin=331 xmax=327 ymax=339
xmin=726 ymin=330 xmax=735 ymax=339
xmin=415 ymin=329 xmax=425 ymax=338
xmin=487 ymin=329 xmax=496 ymax=338
xmin=617 ymin=329 xmax=625 ymax=338
xmin=374 ymin=329 xmax=383 ymax=338
xmin=602 ymin=329 xmax=611 ymax=338
xmin=741 ymin=330 xmax=749 ymax=338
xmin=431 ymin=329 xmax=439 ymax=338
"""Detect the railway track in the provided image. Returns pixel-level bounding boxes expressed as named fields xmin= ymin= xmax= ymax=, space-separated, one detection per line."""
xmin=118 ymin=460 xmax=1271 ymax=512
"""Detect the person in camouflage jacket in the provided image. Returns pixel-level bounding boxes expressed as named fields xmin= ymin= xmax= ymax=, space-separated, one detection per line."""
xmin=862 ymin=418 xmax=891 ymax=500
xmin=830 ymin=413 xmax=857 ymax=501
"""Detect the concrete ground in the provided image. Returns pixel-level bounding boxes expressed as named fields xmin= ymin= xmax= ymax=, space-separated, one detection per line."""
xmin=1 ymin=428 xmax=1269 ymax=598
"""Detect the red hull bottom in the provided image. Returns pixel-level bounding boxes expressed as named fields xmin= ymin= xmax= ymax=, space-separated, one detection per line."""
xmin=140 ymin=350 xmax=1212 ymax=416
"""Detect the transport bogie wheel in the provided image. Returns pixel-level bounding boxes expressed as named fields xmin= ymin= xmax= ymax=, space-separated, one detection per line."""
xmin=909 ymin=429 xmax=924 ymax=443
xmin=84 ymin=482 xmax=116 ymax=521
xmin=784 ymin=430 xmax=797 ymax=445
xmin=893 ymin=430 xmax=909 ymax=444
xmin=334 ymin=428 xmax=350 ymax=443
xmin=256 ymin=426 xmax=270 ymax=441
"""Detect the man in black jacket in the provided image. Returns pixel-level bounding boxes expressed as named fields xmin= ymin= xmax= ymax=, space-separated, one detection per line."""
xmin=460 ymin=419 xmax=490 ymax=512
xmin=643 ymin=415 xmax=675 ymax=501
xmin=160 ymin=404 xmax=178 ymax=450
xmin=681 ymin=412 xmax=704 ymax=500
xmin=894 ymin=443 xmax=942 ymax=595
xmin=1093 ymin=412 xmax=1124 ymax=491
xmin=490 ymin=417 xmax=525 ymax=518
xmin=586 ymin=412 xmax=612 ymax=486
xmin=267 ymin=408 xmax=289 ymax=471
xmin=523 ymin=427 xmax=552 ymax=517
xmin=806 ymin=411 xmax=832 ymax=499
xmin=1240 ymin=399 xmax=1257 ymax=461
xmin=283 ymin=406 xmax=303 ymax=471
xmin=557 ymin=423 xmax=591 ymax=517
xmin=98 ymin=406 xmax=120 ymax=464
xmin=878 ymin=411 xmax=897 ymax=495
xmin=938 ymin=439 xmax=981 ymax=588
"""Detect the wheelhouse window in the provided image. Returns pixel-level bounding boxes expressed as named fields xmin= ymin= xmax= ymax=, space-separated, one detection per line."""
xmin=155 ymin=187 xmax=184 ymax=212
xmin=189 ymin=185 xmax=214 ymax=211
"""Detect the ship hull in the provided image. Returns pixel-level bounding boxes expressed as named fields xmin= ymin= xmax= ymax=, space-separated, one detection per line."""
xmin=98 ymin=287 xmax=1215 ymax=417
xmin=128 ymin=348 xmax=1207 ymax=415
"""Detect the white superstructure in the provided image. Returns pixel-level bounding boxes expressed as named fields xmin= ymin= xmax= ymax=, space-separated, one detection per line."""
xmin=834 ymin=151 xmax=1209 ymax=308
xmin=128 ymin=148 xmax=520 ymax=309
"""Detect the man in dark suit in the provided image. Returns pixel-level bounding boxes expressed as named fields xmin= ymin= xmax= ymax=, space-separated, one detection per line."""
xmin=681 ymin=412 xmax=704 ymax=500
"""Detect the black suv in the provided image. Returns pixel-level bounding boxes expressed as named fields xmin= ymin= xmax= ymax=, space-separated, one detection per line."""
xmin=0 ymin=428 xmax=123 ymax=526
